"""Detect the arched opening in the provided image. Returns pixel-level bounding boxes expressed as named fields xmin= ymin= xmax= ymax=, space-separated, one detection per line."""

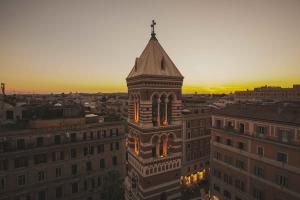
xmin=159 ymin=135 xmax=168 ymax=157
xmin=134 ymin=136 xmax=140 ymax=156
xmin=160 ymin=94 xmax=167 ymax=126
xmin=134 ymin=95 xmax=140 ymax=123
xmin=152 ymin=94 xmax=159 ymax=126
xmin=167 ymin=95 xmax=174 ymax=125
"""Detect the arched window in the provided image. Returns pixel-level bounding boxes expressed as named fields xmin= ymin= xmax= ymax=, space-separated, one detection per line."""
xmin=167 ymin=95 xmax=174 ymax=124
xmin=134 ymin=136 xmax=140 ymax=155
xmin=159 ymin=135 xmax=168 ymax=157
xmin=152 ymin=95 xmax=159 ymax=126
xmin=160 ymin=94 xmax=167 ymax=125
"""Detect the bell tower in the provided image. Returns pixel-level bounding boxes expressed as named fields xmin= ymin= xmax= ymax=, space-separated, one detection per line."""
xmin=125 ymin=20 xmax=184 ymax=200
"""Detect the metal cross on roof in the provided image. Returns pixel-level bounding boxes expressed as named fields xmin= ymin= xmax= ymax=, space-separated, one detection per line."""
xmin=151 ymin=20 xmax=156 ymax=38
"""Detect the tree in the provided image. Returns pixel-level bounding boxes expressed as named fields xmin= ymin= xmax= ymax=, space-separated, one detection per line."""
xmin=101 ymin=170 xmax=124 ymax=200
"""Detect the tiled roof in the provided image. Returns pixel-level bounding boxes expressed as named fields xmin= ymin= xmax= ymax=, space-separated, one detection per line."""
xmin=214 ymin=103 xmax=300 ymax=126
xmin=127 ymin=37 xmax=183 ymax=79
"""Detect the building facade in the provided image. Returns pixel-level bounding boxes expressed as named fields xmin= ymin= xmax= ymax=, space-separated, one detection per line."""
xmin=0 ymin=117 xmax=125 ymax=200
xmin=235 ymin=85 xmax=300 ymax=102
xmin=180 ymin=109 xmax=211 ymax=189
xmin=125 ymin=22 xmax=184 ymax=200
xmin=210 ymin=103 xmax=300 ymax=200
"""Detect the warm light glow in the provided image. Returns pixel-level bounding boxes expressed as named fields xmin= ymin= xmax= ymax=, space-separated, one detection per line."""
xmin=134 ymin=136 xmax=139 ymax=156
xmin=180 ymin=169 xmax=207 ymax=187
xmin=162 ymin=120 xmax=168 ymax=126
xmin=1 ymin=1 xmax=300 ymax=94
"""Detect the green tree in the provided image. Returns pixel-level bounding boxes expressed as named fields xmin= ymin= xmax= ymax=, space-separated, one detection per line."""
xmin=102 ymin=170 xmax=124 ymax=200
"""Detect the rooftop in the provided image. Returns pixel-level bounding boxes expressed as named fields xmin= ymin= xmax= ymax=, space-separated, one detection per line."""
xmin=214 ymin=102 xmax=300 ymax=126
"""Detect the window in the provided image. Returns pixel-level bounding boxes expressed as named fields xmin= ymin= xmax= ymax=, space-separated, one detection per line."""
xmin=97 ymin=144 xmax=104 ymax=153
xmin=86 ymin=161 xmax=92 ymax=172
xmin=278 ymin=129 xmax=292 ymax=143
xmin=257 ymin=146 xmax=264 ymax=156
xmin=237 ymin=142 xmax=245 ymax=150
xmin=37 ymin=191 xmax=46 ymax=200
xmin=110 ymin=143 xmax=114 ymax=151
xmin=253 ymin=188 xmax=264 ymax=200
xmin=83 ymin=132 xmax=87 ymax=140
xmin=115 ymin=142 xmax=119 ymax=150
xmin=224 ymin=190 xmax=231 ymax=199
xmin=71 ymin=164 xmax=77 ymax=175
xmin=54 ymin=135 xmax=61 ymax=144
xmin=277 ymin=152 xmax=288 ymax=163
xmin=112 ymin=156 xmax=118 ymax=166
xmin=214 ymin=151 xmax=222 ymax=160
xmin=37 ymin=171 xmax=45 ymax=181
xmin=215 ymin=120 xmax=221 ymax=128
xmin=56 ymin=167 xmax=62 ymax=177
xmin=0 ymin=160 xmax=8 ymax=171
xmin=17 ymin=139 xmax=25 ymax=150
xmin=235 ymin=179 xmax=245 ymax=192
xmin=70 ymin=133 xmax=77 ymax=142
xmin=97 ymin=176 xmax=102 ymax=186
xmin=90 ymin=132 xmax=94 ymax=139
xmin=34 ymin=154 xmax=47 ymax=164
xmin=236 ymin=159 xmax=245 ymax=170
xmin=89 ymin=146 xmax=94 ymax=155
xmin=213 ymin=168 xmax=221 ymax=178
xmin=256 ymin=126 xmax=266 ymax=137
xmin=56 ymin=186 xmax=63 ymax=198
xmin=254 ymin=166 xmax=264 ymax=177
xmin=239 ymin=123 xmax=245 ymax=133
xmin=0 ymin=177 xmax=5 ymax=192
xmin=226 ymin=139 xmax=232 ymax=146
xmin=276 ymin=175 xmax=288 ymax=188
xmin=223 ymin=173 xmax=232 ymax=185
xmin=215 ymin=136 xmax=221 ymax=143
xmin=116 ymin=128 xmax=119 ymax=136
xmin=71 ymin=183 xmax=78 ymax=193
xmin=71 ymin=149 xmax=77 ymax=159
xmin=213 ymin=184 xmax=220 ymax=192
xmin=100 ymin=159 xmax=105 ymax=168
xmin=18 ymin=175 xmax=26 ymax=186
xmin=36 ymin=137 xmax=44 ymax=147
xmin=83 ymin=147 xmax=89 ymax=156
xmin=103 ymin=130 xmax=106 ymax=138
xmin=84 ymin=180 xmax=88 ymax=190
xmin=52 ymin=151 xmax=64 ymax=161
xmin=14 ymin=157 xmax=28 ymax=168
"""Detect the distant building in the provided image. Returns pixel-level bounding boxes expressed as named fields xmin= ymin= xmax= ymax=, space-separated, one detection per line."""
xmin=235 ymin=84 xmax=300 ymax=102
xmin=180 ymin=108 xmax=211 ymax=192
xmin=210 ymin=103 xmax=300 ymax=200
xmin=0 ymin=116 xmax=125 ymax=200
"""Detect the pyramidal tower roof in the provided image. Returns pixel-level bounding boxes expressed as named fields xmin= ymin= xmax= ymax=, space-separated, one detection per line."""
xmin=127 ymin=20 xmax=183 ymax=79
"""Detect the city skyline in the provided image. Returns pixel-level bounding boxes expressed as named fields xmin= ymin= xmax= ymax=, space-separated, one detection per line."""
xmin=1 ymin=0 xmax=300 ymax=94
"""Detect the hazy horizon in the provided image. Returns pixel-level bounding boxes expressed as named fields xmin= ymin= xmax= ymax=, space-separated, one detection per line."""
xmin=1 ymin=0 xmax=300 ymax=94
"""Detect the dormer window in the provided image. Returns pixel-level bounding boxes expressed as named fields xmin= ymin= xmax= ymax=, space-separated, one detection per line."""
xmin=161 ymin=57 xmax=165 ymax=70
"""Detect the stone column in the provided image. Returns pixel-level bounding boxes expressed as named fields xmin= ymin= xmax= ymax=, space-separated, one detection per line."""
xmin=164 ymin=99 xmax=168 ymax=125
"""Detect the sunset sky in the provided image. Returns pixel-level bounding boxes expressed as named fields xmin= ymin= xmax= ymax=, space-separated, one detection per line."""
xmin=1 ymin=0 xmax=300 ymax=94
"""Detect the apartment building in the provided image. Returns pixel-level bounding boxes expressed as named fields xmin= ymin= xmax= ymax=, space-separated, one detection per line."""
xmin=235 ymin=85 xmax=300 ymax=102
xmin=180 ymin=108 xmax=211 ymax=189
xmin=210 ymin=103 xmax=300 ymax=200
xmin=0 ymin=117 xmax=125 ymax=200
